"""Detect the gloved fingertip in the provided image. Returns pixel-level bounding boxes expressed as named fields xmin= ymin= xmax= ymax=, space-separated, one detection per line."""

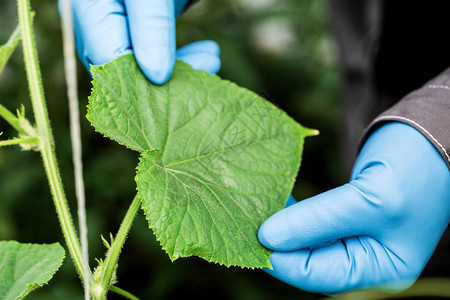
xmin=258 ymin=219 xmax=278 ymax=250
xmin=146 ymin=68 xmax=174 ymax=85
xmin=177 ymin=40 xmax=221 ymax=56
xmin=258 ymin=209 xmax=303 ymax=251
xmin=258 ymin=205 xmax=302 ymax=251
xmin=137 ymin=56 xmax=174 ymax=85
xmin=176 ymin=52 xmax=221 ymax=75
xmin=263 ymin=251 xmax=296 ymax=277
xmin=200 ymin=40 xmax=221 ymax=56
xmin=199 ymin=55 xmax=221 ymax=75
xmin=207 ymin=56 xmax=221 ymax=75
xmin=135 ymin=47 xmax=175 ymax=85
xmin=258 ymin=195 xmax=297 ymax=250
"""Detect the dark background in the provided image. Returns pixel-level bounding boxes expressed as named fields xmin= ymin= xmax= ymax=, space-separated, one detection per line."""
xmin=0 ymin=0 xmax=345 ymax=299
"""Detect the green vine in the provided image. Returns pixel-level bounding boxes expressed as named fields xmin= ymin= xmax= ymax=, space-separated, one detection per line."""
xmin=0 ymin=136 xmax=38 ymax=147
xmin=16 ymin=0 xmax=88 ymax=283
xmin=92 ymin=196 xmax=141 ymax=299
xmin=110 ymin=286 xmax=140 ymax=300
xmin=14 ymin=1 xmax=141 ymax=298
xmin=3 ymin=1 xmax=450 ymax=299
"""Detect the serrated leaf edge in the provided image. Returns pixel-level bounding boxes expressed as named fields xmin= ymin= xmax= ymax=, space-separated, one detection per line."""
xmin=134 ymin=149 xmax=273 ymax=270
xmin=86 ymin=54 xmax=316 ymax=153
xmin=87 ymin=54 xmax=316 ymax=270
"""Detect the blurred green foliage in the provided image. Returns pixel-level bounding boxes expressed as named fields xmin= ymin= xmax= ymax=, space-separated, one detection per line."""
xmin=0 ymin=0 xmax=343 ymax=299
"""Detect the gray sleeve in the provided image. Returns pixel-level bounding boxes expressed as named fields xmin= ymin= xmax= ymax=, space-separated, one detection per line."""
xmin=361 ymin=67 xmax=450 ymax=170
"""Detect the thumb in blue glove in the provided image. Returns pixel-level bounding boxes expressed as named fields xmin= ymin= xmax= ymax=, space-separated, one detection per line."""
xmin=258 ymin=122 xmax=450 ymax=293
xmin=65 ymin=0 xmax=221 ymax=82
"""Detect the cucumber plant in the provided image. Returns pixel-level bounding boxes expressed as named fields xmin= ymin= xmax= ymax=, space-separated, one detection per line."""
xmin=4 ymin=2 xmax=450 ymax=300
xmin=0 ymin=1 xmax=315 ymax=299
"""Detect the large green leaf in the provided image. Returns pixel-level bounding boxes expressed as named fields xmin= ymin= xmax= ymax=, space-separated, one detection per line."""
xmin=88 ymin=54 xmax=316 ymax=268
xmin=0 ymin=241 xmax=65 ymax=300
xmin=0 ymin=32 xmax=20 ymax=74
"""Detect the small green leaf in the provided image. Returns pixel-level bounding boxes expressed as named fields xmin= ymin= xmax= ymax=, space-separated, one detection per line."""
xmin=0 ymin=241 xmax=65 ymax=300
xmin=0 ymin=28 xmax=20 ymax=74
xmin=88 ymin=54 xmax=316 ymax=268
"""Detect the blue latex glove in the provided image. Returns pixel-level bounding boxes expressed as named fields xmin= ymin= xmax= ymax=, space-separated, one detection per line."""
xmin=258 ymin=122 xmax=450 ymax=293
xmin=65 ymin=0 xmax=221 ymax=82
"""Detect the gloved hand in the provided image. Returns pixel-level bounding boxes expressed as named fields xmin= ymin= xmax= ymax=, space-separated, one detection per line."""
xmin=258 ymin=122 xmax=450 ymax=293
xmin=65 ymin=0 xmax=221 ymax=82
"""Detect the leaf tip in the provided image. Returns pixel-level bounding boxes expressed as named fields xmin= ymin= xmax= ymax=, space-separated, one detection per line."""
xmin=304 ymin=127 xmax=320 ymax=137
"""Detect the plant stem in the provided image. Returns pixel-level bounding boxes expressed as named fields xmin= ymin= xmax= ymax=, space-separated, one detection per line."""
xmin=16 ymin=0 xmax=87 ymax=282
xmin=110 ymin=286 xmax=140 ymax=300
xmin=0 ymin=103 xmax=24 ymax=134
xmin=0 ymin=137 xmax=38 ymax=147
xmin=94 ymin=196 xmax=141 ymax=299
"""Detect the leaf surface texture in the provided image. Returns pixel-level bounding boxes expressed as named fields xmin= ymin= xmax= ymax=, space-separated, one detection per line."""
xmin=0 ymin=241 xmax=65 ymax=300
xmin=88 ymin=54 xmax=316 ymax=268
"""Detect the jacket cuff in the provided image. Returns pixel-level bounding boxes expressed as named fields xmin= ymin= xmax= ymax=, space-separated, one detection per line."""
xmin=360 ymin=67 xmax=450 ymax=170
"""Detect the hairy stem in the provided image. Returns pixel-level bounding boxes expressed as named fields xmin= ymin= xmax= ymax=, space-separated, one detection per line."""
xmin=110 ymin=286 xmax=140 ymax=300
xmin=17 ymin=0 xmax=87 ymax=282
xmin=0 ymin=137 xmax=38 ymax=147
xmin=94 ymin=196 xmax=141 ymax=299
xmin=60 ymin=0 xmax=91 ymax=298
